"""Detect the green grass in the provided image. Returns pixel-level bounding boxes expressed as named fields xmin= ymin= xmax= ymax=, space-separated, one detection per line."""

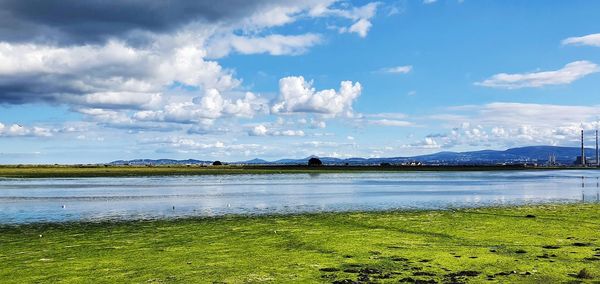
xmin=0 ymin=164 xmax=593 ymax=178
xmin=1 ymin=204 xmax=599 ymax=283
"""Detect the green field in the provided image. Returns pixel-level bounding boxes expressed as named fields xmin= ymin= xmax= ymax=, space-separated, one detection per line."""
xmin=1 ymin=204 xmax=599 ymax=283
xmin=0 ymin=164 xmax=586 ymax=178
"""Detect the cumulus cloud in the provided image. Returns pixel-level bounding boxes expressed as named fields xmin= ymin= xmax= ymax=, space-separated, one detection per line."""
xmin=475 ymin=61 xmax=599 ymax=89
xmin=378 ymin=65 xmax=412 ymax=74
xmin=249 ymin=125 xmax=269 ymax=136
xmin=0 ymin=41 xmax=239 ymax=106
xmin=142 ymin=136 xmax=265 ymax=157
xmin=0 ymin=0 xmax=396 ymax=161
xmin=0 ymin=0 xmax=332 ymax=44
xmin=562 ymin=33 xmax=600 ymax=47
xmin=427 ymin=102 xmax=600 ymax=148
xmin=134 ymin=89 xmax=266 ymax=124
xmin=0 ymin=122 xmax=53 ymax=137
xmin=248 ymin=124 xmax=305 ymax=137
xmin=296 ymin=118 xmax=327 ymax=129
xmin=0 ymin=0 xmax=381 ymax=138
xmin=272 ymin=76 xmax=361 ymax=116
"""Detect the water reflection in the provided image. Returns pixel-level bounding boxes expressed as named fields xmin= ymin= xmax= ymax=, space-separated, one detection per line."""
xmin=0 ymin=170 xmax=599 ymax=224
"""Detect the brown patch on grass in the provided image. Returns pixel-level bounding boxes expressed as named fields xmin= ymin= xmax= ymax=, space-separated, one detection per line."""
xmin=574 ymin=268 xmax=594 ymax=279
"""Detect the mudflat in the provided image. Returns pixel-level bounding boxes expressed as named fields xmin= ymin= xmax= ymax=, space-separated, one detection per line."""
xmin=0 ymin=204 xmax=598 ymax=283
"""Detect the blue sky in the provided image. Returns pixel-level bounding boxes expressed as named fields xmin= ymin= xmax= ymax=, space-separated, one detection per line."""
xmin=1 ymin=0 xmax=600 ymax=163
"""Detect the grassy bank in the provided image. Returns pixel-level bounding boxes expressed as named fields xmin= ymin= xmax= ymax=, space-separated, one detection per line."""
xmin=0 ymin=164 xmax=588 ymax=178
xmin=0 ymin=204 xmax=599 ymax=283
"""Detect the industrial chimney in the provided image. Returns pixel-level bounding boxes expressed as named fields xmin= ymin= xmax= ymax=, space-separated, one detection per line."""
xmin=581 ymin=130 xmax=585 ymax=166
xmin=596 ymin=130 xmax=600 ymax=167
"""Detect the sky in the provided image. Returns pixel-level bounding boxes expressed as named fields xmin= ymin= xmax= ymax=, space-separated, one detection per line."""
xmin=1 ymin=0 xmax=600 ymax=164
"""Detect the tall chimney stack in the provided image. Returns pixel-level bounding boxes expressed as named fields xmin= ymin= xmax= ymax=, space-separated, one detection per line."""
xmin=581 ymin=130 xmax=585 ymax=166
xmin=596 ymin=130 xmax=600 ymax=167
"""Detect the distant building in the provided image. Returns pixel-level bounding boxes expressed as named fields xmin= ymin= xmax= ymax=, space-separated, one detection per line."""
xmin=547 ymin=154 xmax=557 ymax=166
xmin=573 ymin=156 xmax=597 ymax=166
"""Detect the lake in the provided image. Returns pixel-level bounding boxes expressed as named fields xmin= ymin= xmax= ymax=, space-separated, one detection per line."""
xmin=1 ymin=170 xmax=599 ymax=224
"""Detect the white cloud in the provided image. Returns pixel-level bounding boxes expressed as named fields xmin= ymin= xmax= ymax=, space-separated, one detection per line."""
xmin=366 ymin=113 xmax=408 ymax=119
xmin=311 ymin=120 xmax=327 ymax=129
xmin=319 ymin=2 xmax=379 ymax=38
xmin=0 ymin=0 xmax=382 ymax=133
xmin=68 ymin=92 xmax=163 ymax=110
xmin=356 ymin=113 xmax=413 ymax=128
xmin=475 ymin=61 xmax=599 ymax=89
xmin=296 ymin=118 xmax=327 ymax=129
xmin=207 ymin=34 xmax=322 ymax=58
xmin=423 ymin=0 xmax=438 ymax=4
xmin=404 ymin=137 xmax=441 ymax=149
xmin=276 ymin=130 xmax=306 ymax=136
xmin=248 ymin=124 xmax=305 ymax=137
xmin=134 ymin=89 xmax=266 ymax=124
xmin=250 ymin=125 xmax=269 ymax=136
xmin=427 ymin=102 xmax=600 ymax=149
xmin=302 ymin=141 xmax=341 ymax=148
xmin=150 ymin=137 xmax=264 ymax=157
xmin=77 ymin=108 xmax=133 ymax=124
xmin=369 ymin=119 xmax=413 ymax=127
xmin=0 ymin=122 xmax=53 ymax=137
xmin=379 ymin=65 xmax=412 ymax=74
xmin=272 ymin=76 xmax=361 ymax=117
xmin=341 ymin=19 xmax=373 ymax=38
xmin=562 ymin=33 xmax=600 ymax=47
xmin=0 ymin=41 xmax=240 ymax=107
xmin=452 ymin=102 xmax=600 ymax=127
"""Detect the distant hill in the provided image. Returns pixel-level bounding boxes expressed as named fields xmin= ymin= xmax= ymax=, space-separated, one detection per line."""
xmin=239 ymin=158 xmax=271 ymax=165
xmin=400 ymin=146 xmax=596 ymax=165
xmin=109 ymin=146 xmax=596 ymax=166
xmin=241 ymin=146 xmax=596 ymax=166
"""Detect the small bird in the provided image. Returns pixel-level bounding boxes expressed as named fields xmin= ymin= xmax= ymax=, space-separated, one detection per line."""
xmin=61 ymin=205 xmax=66 ymax=209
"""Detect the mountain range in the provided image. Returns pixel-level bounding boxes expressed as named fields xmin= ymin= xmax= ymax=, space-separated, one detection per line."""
xmin=109 ymin=146 xmax=595 ymax=166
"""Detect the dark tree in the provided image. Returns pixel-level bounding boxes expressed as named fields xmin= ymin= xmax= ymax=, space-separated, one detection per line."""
xmin=212 ymin=161 xmax=223 ymax=166
xmin=308 ymin=157 xmax=322 ymax=166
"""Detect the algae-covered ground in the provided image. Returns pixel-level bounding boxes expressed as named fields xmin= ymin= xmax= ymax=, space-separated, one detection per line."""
xmin=0 ymin=165 xmax=559 ymax=178
xmin=1 ymin=204 xmax=599 ymax=283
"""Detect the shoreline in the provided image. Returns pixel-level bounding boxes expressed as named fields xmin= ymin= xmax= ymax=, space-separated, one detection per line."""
xmin=0 ymin=200 xmax=592 ymax=227
xmin=1 ymin=203 xmax=598 ymax=283
xmin=0 ymin=164 xmax=598 ymax=178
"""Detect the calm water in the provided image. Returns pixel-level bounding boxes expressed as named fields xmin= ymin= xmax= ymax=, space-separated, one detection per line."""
xmin=1 ymin=170 xmax=599 ymax=224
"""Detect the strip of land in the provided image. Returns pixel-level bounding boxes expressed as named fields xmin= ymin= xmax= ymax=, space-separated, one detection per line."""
xmin=0 ymin=204 xmax=598 ymax=283
xmin=0 ymin=165 xmax=592 ymax=178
